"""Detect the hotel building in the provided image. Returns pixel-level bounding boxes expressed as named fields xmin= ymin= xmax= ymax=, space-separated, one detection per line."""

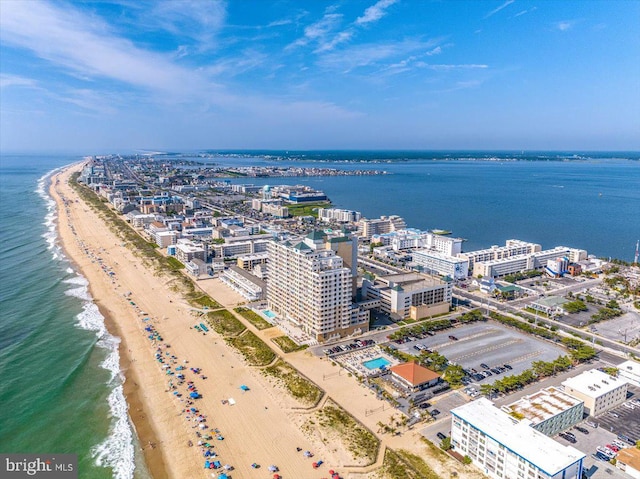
xmin=361 ymin=272 xmax=452 ymax=320
xmin=358 ymin=215 xmax=406 ymax=240
xmin=266 ymin=232 xmax=368 ymax=342
xmin=501 ymin=387 xmax=584 ymax=437
xmin=561 ymin=369 xmax=628 ymax=416
xmin=411 ymin=250 xmax=469 ymax=280
xmin=451 ymin=398 xmax=585 ymax=479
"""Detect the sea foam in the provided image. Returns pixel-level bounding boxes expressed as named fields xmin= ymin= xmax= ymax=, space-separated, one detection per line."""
xmin=39 ymin=167 xmax=136 ymax=479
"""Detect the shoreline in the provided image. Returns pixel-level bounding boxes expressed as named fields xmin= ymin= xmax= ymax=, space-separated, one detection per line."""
xmin=50 ymin=166 xmax=167 ymax=479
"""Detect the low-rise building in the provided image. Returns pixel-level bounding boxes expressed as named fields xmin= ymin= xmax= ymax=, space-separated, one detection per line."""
xmin=389 ymin=362 xmax=441 ymax=392
xmin=616 ymin=360 xmax=640 ymax=388
xmin=502 ymin=386 xmax=584 ymax=437
xmin=561 ymin=369 xmax=628 ymax=416
xmin=236 ymin=252 xmax=268 ymax=271
xmin=451 ymin=398 xmax=585 ymax=479
xmin=220 ymin=266 xmax=265 ymax=301
xmin=530 ymin=296 xmax=569 ymax=317
xmin=616 ymin=448 xmax=640 ymax=479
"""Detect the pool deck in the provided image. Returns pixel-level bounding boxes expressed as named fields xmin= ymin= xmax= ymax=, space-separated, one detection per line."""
xmin=335 ymin=346 xmax=398 ymax=377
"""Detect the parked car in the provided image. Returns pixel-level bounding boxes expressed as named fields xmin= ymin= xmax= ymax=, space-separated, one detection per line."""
xmin=503 ymin=364 xmax=513 ymax=370
xmin=430 ymin=409 xmax=441 ymax=417
xmin=574 ymin=426 xmax=589 ymax=435
xmin=480 ymin=363 xmax=490 ymax=369
xmin=448 ymin=335 xmax=458 ymax=341
xmin=437 ymin=432 xmax=447 ymax=441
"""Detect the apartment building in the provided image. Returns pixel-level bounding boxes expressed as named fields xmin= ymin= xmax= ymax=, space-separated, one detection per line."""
xmin=562 ymin=369 xmax=628 ymax=416
xmin=318 ymin=208 xmax=362 ymax=223
xmin=459 ymin=240 xmax=542 ymax=270
xmin=358 ymin=215 xmax=406 ymax=240
xmin=451 ymin=398 xmax=585 ymax=479
xmin=266 ymin=232 xmax=369 ymax=342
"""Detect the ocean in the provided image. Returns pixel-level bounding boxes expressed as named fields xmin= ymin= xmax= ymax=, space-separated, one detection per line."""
xmin=0 ymin=151 xmax=637 ymax=479
xmin=0 ymin=155 xmax=150 ymax=479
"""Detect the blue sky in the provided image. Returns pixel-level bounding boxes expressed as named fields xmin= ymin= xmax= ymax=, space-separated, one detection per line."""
xmin=1 ymin=0 xmax=639 ymax=153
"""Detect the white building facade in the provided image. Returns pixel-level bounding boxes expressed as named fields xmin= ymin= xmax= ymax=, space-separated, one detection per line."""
xmin=562 ymin=369 xmax=628 ymax=416
xmin=411 ymin=250 xmax=469 ymax=279
xmin=451 ymin=398 xmax=585 ymax=479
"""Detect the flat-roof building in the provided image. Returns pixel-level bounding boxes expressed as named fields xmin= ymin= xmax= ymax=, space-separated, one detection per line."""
xmin=451 ymin=398 xmax=585 ymax=479
xmin=362 ymin=272 xmax=452 ymax=320
xmin=617 ymin=360 xmax=640 ymax=388
xmin=502 ymin=386 xmax=584 ymax=437
xmin=412 ymin=249 xmax=469 ymax=280
xmin=562 ymin=369 xmax=628 ymax=416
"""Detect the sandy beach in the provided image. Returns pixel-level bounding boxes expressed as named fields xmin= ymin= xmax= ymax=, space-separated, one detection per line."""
xmin=50 ymin=163 xmax=485 ymax=479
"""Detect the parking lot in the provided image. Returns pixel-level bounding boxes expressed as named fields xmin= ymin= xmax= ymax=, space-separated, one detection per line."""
xmin=591 ymin=311 xmax=640 ymax=344
xmin=590 ymin=386 xmax=640 ymax=446
xmin=395 ymin=321 xmax=567 ymax=386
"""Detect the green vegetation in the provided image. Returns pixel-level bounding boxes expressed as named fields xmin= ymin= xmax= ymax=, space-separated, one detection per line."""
xmin=489 ymin=311 xmax=559 ymax=341
xmin=563 ymin=300 xmax=588 ymax=313
xmin=440 ymin=436 xmax=452 ymax=450
xmin=503 ymin=270 xmax=543 ymax=283
xmin=380 ymin=449 xmax=442 ymax=479
xmin=590 ymin=305 xmax=622 ymax=324
xmin=230 ymin=331 xmax=276 ymax=366
xmin=561 ymin=337 xmax=598 ymax=361
xmin=388 ymin=318 xmax=454 ymax=342
xmin=191 ymin=294 xmax=221 ymax=309
xmin=206 ymin=309 xmax=246 ymax=336
xmin=602 ymin=367 xmax=619 ymax=377
xmin=262 ymin=359 xmax=322 ymax=405
xmin=166 ymin=256 xmax=185 ymax=270
xmin=234 ymin=307 xmax=273 ymax=330
xmin=443 ymin=364 xmax=466 ymax=386
xmin=271 ymin=335 xmax=307 ymax=353
xmin=287 ymin=202 xmax=331 ymax=217
xmin=316 ymin=402 xmax=379 ymax=462
xmin=462 ymin=456 xmax=472 ymax=465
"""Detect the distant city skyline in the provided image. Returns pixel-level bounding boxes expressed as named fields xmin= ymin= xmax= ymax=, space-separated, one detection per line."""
xmin=1 ymin=0 xmax=639 ymax=153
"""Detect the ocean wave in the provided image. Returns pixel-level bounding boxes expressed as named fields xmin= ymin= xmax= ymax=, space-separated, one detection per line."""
xmin=36 ymin=168 xmax=66 ymax=261
xmin=92 ymin=385 xmax=135 ymax=479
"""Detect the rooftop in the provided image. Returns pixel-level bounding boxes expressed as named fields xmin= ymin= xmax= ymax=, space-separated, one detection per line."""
xmin=562 ymin=369 xmax=628 ymax=397
xmin=533 ymin=296 xmax=569 ymax=308
xmin=503 ymin=387 xmax=583 ymax=424
xmin=452 ymin=398 xmax=585 ymax=475
xmin=617 ymin=447 xmax=640 ymax=471
xmin=390 ymin=362 xmax=440 ymax=386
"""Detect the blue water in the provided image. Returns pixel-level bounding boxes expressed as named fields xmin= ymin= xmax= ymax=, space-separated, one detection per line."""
xmin=0 ymin=155 xmax=149 ymax=479
xmin=263 ymin=310 xmax=276 ymax=319
xmin=363 ymin=357 xmax=392 ymax=370
xmin=198 ymin=151 xmax=640 ymax=261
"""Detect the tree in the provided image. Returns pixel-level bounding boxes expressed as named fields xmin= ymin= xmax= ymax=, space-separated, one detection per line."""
xmin=444 ymin=364 xmax=466 ymax=386
xmin=440 ymin=436 xmax=452 ymax=450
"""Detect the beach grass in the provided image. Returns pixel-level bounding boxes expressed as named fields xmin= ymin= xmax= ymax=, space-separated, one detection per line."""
xmin=230 ymin=331 xmax=277 ymax=366
xmin=234 ymin=307 xmax=273 ymax=330
xmin=206 ymin=310 xmax=246 ymax=336
xmin=166 ymin=256 xmax=185 ymax=270
xmin=262 ymin=359 xmax=322 ymax=405
xmin=316 ymin=401 xmax=379 ymax=463
xmin=381 ymin=449 xmax=442 ymax=479
xmin=191 ymin=294 xmax=221 ymax=309
xmin=271 ymin=336 xmax=308 ymax=353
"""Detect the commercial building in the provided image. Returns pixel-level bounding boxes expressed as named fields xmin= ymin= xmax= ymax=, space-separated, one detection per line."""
xmin=411 ymin=250 xmax=469 ymax=280
xmin=617 ymin=360 xmax=640 ymax=388
xmin=175 ymin=240 xmax=207 ymax=263
xmin=236 ymin=252 xmax=268 ymax=272
xmin=529 ymin=296 xmax=569 ymax=317
xmin=369 ymin=229 xmax=464 ymax=256
xmin=561 ymin=369 xmax=628 ymax=416
xmin=501 ymin=387 xmax=584 ymax=437
xmin=362 ymin=272 xmax=452 ymax=320
xmin=358 ymin=215 xmax=406 ymax=240
xmin=451 ymin=398 xmax=585 ymax=479
xmin=389 ymin=362 xmax=441 ymax=392
xmin=266 ymin=232 xmax=369 ymax=342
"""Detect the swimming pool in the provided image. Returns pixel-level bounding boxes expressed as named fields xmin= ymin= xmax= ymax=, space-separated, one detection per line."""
xmin=363 ymin=357 xmax=391 ymax=370
xmin=262 ymin=310 xmax=276 ymax=319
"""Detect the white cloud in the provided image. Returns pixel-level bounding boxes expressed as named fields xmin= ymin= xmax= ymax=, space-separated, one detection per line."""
xmin=288 ymin=12 xmax=343 ymax=49
xmin=514 ymin=7 xmax=537 ymax=17
xmin=0 ymin=74 xmax=38 ymax=89
xmin=484 ymin=0 xmax=515 ymax=19
xmin=356 ymin=0 xmax=398 ymax=25
xmin=425 ymin=46 xmax=442 ymax=56
xmin=556 ymin=20 xmax=574 ymax=31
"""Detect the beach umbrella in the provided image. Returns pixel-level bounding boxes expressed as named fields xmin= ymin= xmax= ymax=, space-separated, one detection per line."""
xmin=268 ymin=465 xmax=278 ymax=472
